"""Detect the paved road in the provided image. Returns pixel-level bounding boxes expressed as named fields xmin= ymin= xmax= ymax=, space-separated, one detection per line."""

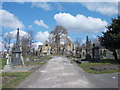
xmin=17 ymin=56 xmax=119 ymax=88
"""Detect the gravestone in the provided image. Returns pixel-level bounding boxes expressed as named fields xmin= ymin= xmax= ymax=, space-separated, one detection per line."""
xmin=26 ymin=57 xmax=30 ymax=62
xmin=94 ymin=48 xmax=100 ymax=59
xmin=75 ymin=47 xmax=81 ymax=63
xmin=92 ymin=44 xmax=100 ymax=59
xmin=106 ymin=52 xmax=113 ymax=59
xmin=76 ymin=47 xmax=81 ymax=58
xmin=12 ymin=28 xmax=22 ymax=66
xmin=4 ymin=53 xmax=13 ymax=70
xmin=86 ymin=54 xmax=92 ymax=60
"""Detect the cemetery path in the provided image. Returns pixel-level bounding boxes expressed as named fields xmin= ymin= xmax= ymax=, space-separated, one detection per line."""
xmin=17 ymin=56 xmax=119 ymax=88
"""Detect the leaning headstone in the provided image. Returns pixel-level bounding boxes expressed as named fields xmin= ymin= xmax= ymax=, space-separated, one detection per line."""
xmin=4 ymin=53 xmax=13 ymax=70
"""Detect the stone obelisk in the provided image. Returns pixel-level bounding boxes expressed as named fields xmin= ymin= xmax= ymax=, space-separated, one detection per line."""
xmin=12 ymin=28 xmax=22 ymax=65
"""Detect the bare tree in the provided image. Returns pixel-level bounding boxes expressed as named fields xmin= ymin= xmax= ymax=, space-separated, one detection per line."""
xmin=49 ymin=26 xmax=68 ymax=54
xmin=3 ymin=33 xmax=13 ymax=53
xmin=21 ymin=36 xmax=30 ymax=56
xmin=21 ymin=30 xmax=35 ymax=57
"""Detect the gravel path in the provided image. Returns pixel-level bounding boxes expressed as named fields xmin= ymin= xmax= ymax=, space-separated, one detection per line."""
xmin=17 ymin=56 xmax=119 ymax=88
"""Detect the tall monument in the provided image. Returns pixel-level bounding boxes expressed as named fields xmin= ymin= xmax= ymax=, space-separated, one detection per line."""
xmin=12 ymin=28 xmax=22 ymax=65
xmin=86 ymin=36 xmax=91 ymax=54
xmin=86 ymin=36 xmax=92 ymax=59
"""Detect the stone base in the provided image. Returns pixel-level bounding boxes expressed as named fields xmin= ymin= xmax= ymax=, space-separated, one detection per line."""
xmin=4 ymin=65 xmax=13 ymax=70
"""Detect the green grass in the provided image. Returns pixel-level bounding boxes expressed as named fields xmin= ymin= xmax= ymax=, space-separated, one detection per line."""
xmin=79 ymin=63 xmax=120 ymax=74
xmin=24 ymin=56 xmax=52 ymax=65
xmin=40 ymin=56 xmax=52 ymax=60
xmin=25 ymin=61 xmax=46 ymax=66
xmin=2 ymin=72 xmax=32 ymax=88
xmin=0 ymin=58 xmax=6 ymax=69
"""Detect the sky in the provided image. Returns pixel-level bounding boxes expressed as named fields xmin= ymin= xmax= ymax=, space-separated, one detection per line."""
xmin=0 ymin=1 xmax=119 ymax=51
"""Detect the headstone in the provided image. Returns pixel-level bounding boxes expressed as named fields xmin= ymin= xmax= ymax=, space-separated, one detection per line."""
xmin=4 ymin=53 xmax=13 ymax=70
xmin=47 ymin=49 xmax=50 ymax=55
xmin=106 ymin=52 xmax=113 ymax=59
xmin=94 ymin=48 xmax=100 ymax=59
xmin=12 ymin=28 xmax=22 ymax=65
xmin=92 ymin=44 xmax=100 ymax=59
xmin=6 ymin=53 xmax=11 ymax=65
xmin=86 ymin=54 xmax=92 ymax=60
xmin=26 ymin=57 xmax=30 ymax=62
xmin=75 ymin=47 xmax=81 ymax=58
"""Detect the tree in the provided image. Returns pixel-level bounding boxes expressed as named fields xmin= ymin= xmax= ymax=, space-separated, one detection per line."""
xmin=49 ymin=26 xmax=68 ymax=54
xmin=99 ymin=17 xmax=120 ymax=60
xmin=3 ymin=33 xmax=13 ymax=53
xmin=21 ymin=36 xmax=30 ymax=56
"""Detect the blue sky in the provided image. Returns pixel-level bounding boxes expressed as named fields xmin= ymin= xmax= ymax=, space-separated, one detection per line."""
xmin=0 ymin=2 xmax=118 ymax=47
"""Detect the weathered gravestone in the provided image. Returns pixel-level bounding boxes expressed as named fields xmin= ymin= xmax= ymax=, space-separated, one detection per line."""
xmin=26 ymin=57 xmax=30 ymax=62
xmin=75 ymin=47 xmax=81 ymax=63
xmin=92 ymin=44 xmax=100 ymax=59
xmin=4 ymin=53 xmax=13 ymax=70
xmin=106 ymin=52 xmax=113 ymax=59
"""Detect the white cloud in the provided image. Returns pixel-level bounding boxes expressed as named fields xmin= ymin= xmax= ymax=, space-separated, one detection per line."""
xmin=35 ymin=31 xmax=49 ymax=42
xmin=4 ymin=29 xmax=28 ymax=39
xmin=81 ymin=2 xmax=118 ymax=16
xmin=0 ymin=10 xmax=24 ymax=29
xmin=54 ymin=13 xmax=108 ymax=33
xmin=34 ymin=20 xmax=49 ymax=29
xmin=32 ymin=2 xmax=52 ymax=11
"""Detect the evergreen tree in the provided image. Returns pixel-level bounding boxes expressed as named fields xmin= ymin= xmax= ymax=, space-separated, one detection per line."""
xmin=99 ymin=16 xmax=120 ymax=60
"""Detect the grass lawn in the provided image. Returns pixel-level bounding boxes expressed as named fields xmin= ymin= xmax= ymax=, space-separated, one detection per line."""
xmin=25 ymin=61 xmax=47 ymax=66
xmin=2 ymin=61 xmax=47 ymax=88
xmin=1 ymin=55 xmax=52 ymax=88
xmin=0 ymin=58 xmax=6 ymax=69
xmin=79 ymin=63 xmax=120 ymax=74
xmin=24 ymin=56 xmax=52 ymax=66
xmin=40 ymin=56 xmax=52 ymax=60
xmin=2 ymin=72 xmax=32 ymax=88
